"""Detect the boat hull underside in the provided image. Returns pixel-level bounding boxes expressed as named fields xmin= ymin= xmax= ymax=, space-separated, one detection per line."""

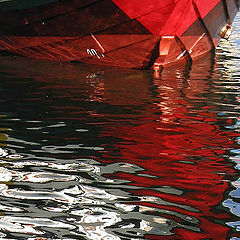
xmin=0 ymin=0 xmax=239 ymax=69
xmin=0 ymin=35 xmax=161 ymax=69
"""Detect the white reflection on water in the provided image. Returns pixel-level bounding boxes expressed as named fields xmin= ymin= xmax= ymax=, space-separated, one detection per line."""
xmin=224 ymin=152 xmax=240 ymax=232
xmin=0 ymin=183 xmax=123 ymax=237
xmin=0 ymin=216 xmax=74 ymax=235
xmin=0 ymin=165 xmax=76 ymax=183
xmin=0 ymin=148 xmax=8 ymax=157
xmin=0 ymin=174 xmax=186 ymax=238
xmin=217 ymin=12 xmax=240 ymax=239
xmin=40 ymin=144 xmax=104 ymax=154
xmin=10 ymin=161 xmax=101 ymax=174
xmin=0 ymin=185 xmax=77 ymax=203
xmin=76 ymin=207 xmax=121 ymax=240
xmin=0 ymin=143 xmax=201 ymax=238
xmin=16 ymin=172 xmax=76 ymax=183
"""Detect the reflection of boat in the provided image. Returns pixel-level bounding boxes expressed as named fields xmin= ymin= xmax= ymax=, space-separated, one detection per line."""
xmin=97 ymin=57 xmax=240 ymax=240
xmin=0 ymin=53 xmax=239 ymax=239
xmin=0 ymin=0 xmax=239 ymax=69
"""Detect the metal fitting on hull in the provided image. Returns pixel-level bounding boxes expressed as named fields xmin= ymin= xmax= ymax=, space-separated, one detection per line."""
xmin=220 ymin=24 xmax=233 ymax=40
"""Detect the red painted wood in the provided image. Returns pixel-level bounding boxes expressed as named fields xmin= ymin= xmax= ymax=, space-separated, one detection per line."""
xmin=112 ymin=0 xmax=221 ymax=35
xmin=0 ymin=0 xmax=238 ymax=68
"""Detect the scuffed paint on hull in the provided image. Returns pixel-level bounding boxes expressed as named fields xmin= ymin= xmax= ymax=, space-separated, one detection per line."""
xmin=0 ymin=0 xmax=239 ymax=69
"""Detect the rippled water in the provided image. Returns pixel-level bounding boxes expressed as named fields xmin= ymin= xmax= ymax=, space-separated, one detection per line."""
xmin=0 ymin=15 xmax=239 ymax=240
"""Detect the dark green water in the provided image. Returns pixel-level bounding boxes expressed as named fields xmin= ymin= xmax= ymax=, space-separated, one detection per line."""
xmin=0 ymin=13 xmax=239 ymax=240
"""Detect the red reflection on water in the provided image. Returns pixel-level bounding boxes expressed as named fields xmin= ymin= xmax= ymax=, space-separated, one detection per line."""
xmin=1 ymin=55 xmax=239 ymax=239
xmin=98 ymin=59 xmax=240 ymax=239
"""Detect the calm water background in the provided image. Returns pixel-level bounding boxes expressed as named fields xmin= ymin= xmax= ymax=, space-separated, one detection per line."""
xmin=0 ymin=14 xmax=239 ymax=240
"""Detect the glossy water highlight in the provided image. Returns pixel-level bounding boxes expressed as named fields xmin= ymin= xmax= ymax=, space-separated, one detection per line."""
xmin=0 ymin=15 xmax=239 ymax=240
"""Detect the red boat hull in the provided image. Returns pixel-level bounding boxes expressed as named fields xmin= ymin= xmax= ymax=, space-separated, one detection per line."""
xmin=0 ymin=0 xmax=239 ymax=68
